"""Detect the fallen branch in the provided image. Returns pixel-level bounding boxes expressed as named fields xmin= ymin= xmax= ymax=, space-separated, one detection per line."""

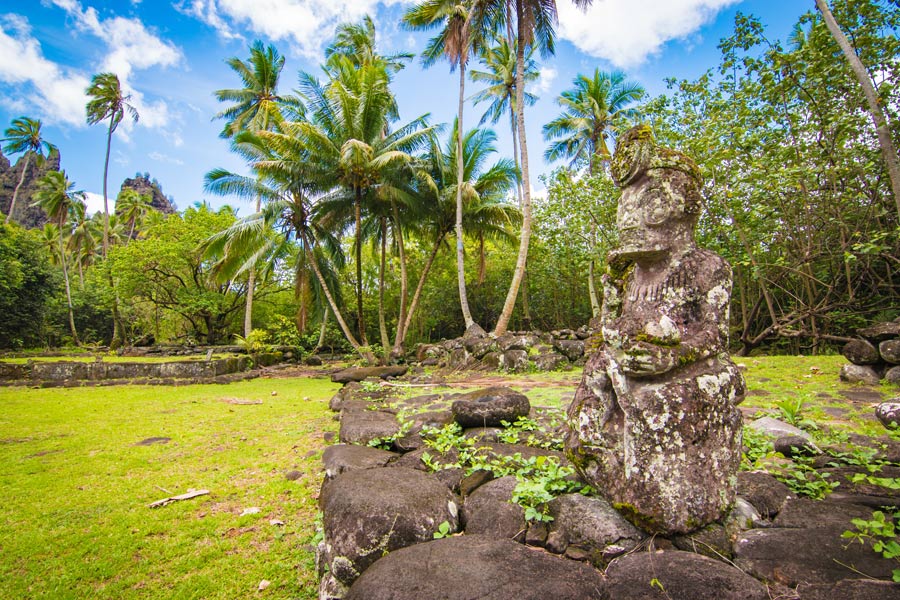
xmin=149 ymin=489 xmax=209 ymax=508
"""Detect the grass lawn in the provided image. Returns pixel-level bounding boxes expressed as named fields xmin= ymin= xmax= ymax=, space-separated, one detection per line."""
xmin=1 ymin=354 xmax=895 ymax=599
xmin=0 ymin=376 xmax=339 ymax=599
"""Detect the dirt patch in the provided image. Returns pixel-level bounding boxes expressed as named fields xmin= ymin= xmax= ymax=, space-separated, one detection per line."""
xmin=220 ymin=397 xmax=263 ymax=405
xmin=134 ymin=437 xmax=171 ymax=446
xmin=839 ymin=388 xmax=884 ymax=404
xmin=447 ymin=374 xmax=580 ymax=391
xmin=25 ymin=448 xmax=63 ymax=458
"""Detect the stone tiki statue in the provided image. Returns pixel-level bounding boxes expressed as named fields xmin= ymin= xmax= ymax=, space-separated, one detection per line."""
xmin=566 ymin=125 xmax=745 ymax=534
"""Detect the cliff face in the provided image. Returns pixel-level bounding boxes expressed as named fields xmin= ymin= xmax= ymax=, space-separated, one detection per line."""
xmin=0 ymin=148 xmax=61 ymax=228
xmin=119 ymin=174 xmax=177 ymax=215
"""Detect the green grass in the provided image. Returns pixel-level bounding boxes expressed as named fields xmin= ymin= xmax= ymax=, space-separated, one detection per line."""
xmin=0 ymin=376 xmax=339 ymax=599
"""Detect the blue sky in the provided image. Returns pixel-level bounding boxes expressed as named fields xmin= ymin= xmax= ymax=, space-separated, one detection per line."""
xmin=0 ymin=1 xmax=812 ymax=215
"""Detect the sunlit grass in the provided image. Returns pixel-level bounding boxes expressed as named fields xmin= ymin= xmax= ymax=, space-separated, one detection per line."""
xmin=0 ymin=376 xmax=339 ymax=599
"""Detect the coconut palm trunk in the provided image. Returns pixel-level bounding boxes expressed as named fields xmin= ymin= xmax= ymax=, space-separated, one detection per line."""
xmin=354 ymin=187 xmax=369 ymax=346
xmin=6 ymin=153 xmax=31 ymax=224
xmin=316 ymin=307 xmax=329 ymax=351
xmin=400 ymin=234 xmax=445 ymax=347
xmin=815 ymin=0 xmax=900 ymax=220
xmin=378 ymin=218 xmax=391 ymax=362
xmin=493 ymin=6 xmax=534 ymax=336
xmin=455 ymin=59 xmax=478 ymax=333
xmin=391 ymin=202 xmax=409 ymax=354
xmin=57 ymin=215 xmax=78 ymax=345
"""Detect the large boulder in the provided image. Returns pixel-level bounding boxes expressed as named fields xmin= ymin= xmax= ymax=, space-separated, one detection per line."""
xmin=322 ymin=445 xmax=397 ymax=480
xmin=772 ymin=497 xmax=875 ymax=529
xmin=885 ymin=367 xmax=900 ymax=386
xmin=500 ymin=349 xmax=530 ymax=372
xmin=338 ymin=410 xmax=400 ymax=446
xmin=533 ymin=352 xmax=568 ymax=371
xmin=319 ymin=467 xmax=459 ymax=586
xmin=734 ymin=527 xmax=897 ymax=586
xmin=839 ymin=364 xmax=881 ymax=385
xmin=331 ymin=365 xmax=408 ymax=384
xmin=344 ymin=534 xmax=610 ymax=600
xmin=842 ymin=339 xmax=880 ymax=365
xmin=737 ymin=471 xmax=792 ymax=519
xmin=876 ymin=401 xmax=900 ymax=430
xmin=543 ymin=493 xmax=645 ymax=567
xmin=879 ymin=339 xmax=900 ymax=364
xmin=605 ymin=550 xmax=770 ymax=600
xmin=798 ymin=580 xmax=900 ymax=600
xmin=857 ymin=320 xmax=900 ymax=342
xmin=461 ymin=475 xmax=525 ymax=542
xmin=553 ymin=339 xmax=585 ymax=362
xmin=451 ymin=387 xmax=531 ymax=428
xmin=747 ymin=416 xmax=813 ymax=441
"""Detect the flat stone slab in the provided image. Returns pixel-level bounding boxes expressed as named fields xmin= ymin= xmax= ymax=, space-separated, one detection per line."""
xmin=798 ymin=579 xmax=900 ymax=600
xmin=344 ymin=534 xmax=610 ymax=600
xmin=322 ymin=444 xmax=397 ymax=479
xmin=330 ymin=365 xmax=408 ymax=384
xmin=772 ymin=497 xmax=875 ymax=529
xmin=605 ymin=550 xmax=769 ymax=600
xmin=737 ymin=471 xmax=792 ymax=518
xmin=544 ymin=493 xmax=645 ymax=566
xmin=451 ymin=386 xmax=531 ymax=427
xmin=338 ymin=410 xmax=400 ymax=446
xmin=462 ymin=475 xmax=525 ymax=542
xmin=734 ymin=527 xmax=896 ymax=586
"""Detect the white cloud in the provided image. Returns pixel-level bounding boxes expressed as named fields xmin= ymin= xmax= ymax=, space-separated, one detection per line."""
xmin=48 ymin=0 xmax=183 ymax=130
xmin=533 ymin=66 xmax=557 ymax=95
xmin=149 ymin=151 xmax=185 ymax=165
xmin=0 ymin=15 xmax=90 ymax=125
xmin=83 ymin=191 xmax=106 ymax=215
xmin=558 ymin=0 xmax=739 ymax=68
xmin=180 ymin=0 xmax=414 ymax=58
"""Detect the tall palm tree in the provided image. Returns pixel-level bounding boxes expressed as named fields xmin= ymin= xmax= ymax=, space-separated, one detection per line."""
xmin=297 ymin=58 xmax=433 ymax=350
xmin=404 ymin=0 xmax=487 ymax=335
xmin=85 ymin=73 xmax=138 ymax=259
xmin=543 ymin=68 xmax=644 ymax=174
xmin=397 ymin=121 xmax=519 ymax=350
xmin=115 ymin=188 xmax=152 ymax=243
xmin=33 ymin=171 xmax=83 ymax=345
xmin=471 ymin=0 xmax=592 ymax=335
xmin=1 ymin=117 xmax=56 ymax=224
xmin=67 ymin=199 xmax=97 ymax=288
xmin=215 ymin=41 xmax=298 ymax=337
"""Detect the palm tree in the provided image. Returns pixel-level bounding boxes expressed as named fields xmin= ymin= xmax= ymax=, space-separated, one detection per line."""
xmin=404 ymin=0 xmax=488 ymax=335
xmin=471 ymin=0 xmax=592 ymax=335
xmin=1 ymin=117 xmax=56 ymax=224
xmin=67 ymin=198 xmax=96 ymax=288
xmin=115 ymin=188 xmax=152 ymax=243
xmin=215 ymin=41 xmax=298 ymax=337
xmin=85 ymin=73 xmax=138 ymax=259
xmin=297 ymin=57 xmax=433 ymax=351
xmin=33 ymin=171 xmax=83 ymax=345
xmin=543 ymin=68 xmax=644 ymax=174
xmin=396 ymin=121 xmax=519 ymax=350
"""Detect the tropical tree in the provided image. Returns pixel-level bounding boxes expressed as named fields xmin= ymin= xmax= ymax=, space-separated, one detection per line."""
xmin=1 ymin=117 xmax=56 ymax=224
xmin=85 ymin=72 xmax=138 ymax=259
xmin=32 ymin=170 xmax=83 ymax=345
xmin=470 ymin=0 xmax=592 ymax=335
xmin=115 ymin=188 xmax=152 ymax=243
xmin=543 ymin=68 xmax=645 ymax=173
xmin=67 ymin=199 xmax=97 ymax=287
xmin=814 ymin=0 xmax=900 ymax=220
xmin=215 ymin=41 xmax=298 ymax=337
xmin=404 ymin=0 xmax=487 ymax=334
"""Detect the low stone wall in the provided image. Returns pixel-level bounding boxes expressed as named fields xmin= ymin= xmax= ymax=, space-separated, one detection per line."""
xmin=414 ymin=329 xmax=592 ymax=372
xmin=840 ymin=318 xmax=900 ymax=386
xmin=0 ymin=355 xmax=262 ymax=386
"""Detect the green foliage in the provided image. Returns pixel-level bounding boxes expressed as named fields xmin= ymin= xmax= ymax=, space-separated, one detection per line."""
xmin=432 ymin=520 xmax=452 ymax=539
xmin=772 ymin=397 xmax=819 ymax=432
xmin=842 ymin=510 xmax=900 ymax=582
xmin=233 ymin=329 xmax=270 ymax=354
xmin=0 ymin=222 xmax=56 ymax=348
xmin=777 ymin=457 xmax=839 ymax=500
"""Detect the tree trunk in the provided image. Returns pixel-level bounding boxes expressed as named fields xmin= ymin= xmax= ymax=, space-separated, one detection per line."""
xmin=391 ymin=201 xmax=409 ymax=353
xmin=102 ymin=118 xmax=113 ymax=259
xmin=354 ymin=187 xmax=369 ymax=346
xmin=300 ymin=230 xmax=374 ymax=364
xmin=58 ymin=217 xmax=78 ymax=345
xmin=455 ymin=60 xmax=477 ymax=331
xmin=493 ymin=5 xmax=534 ymax=336
xmin=316 ymin=306 xmax=329 ymax=351
xmin=5 ymin=153 xmax=30 ymax=224
xmin=378 ymin=218 xmax=390 ymax=363
xmin=399 ymin=235 xmax=445 ymax=349
xmin=588 ymin=259 xmax=601 ymax=318
xmin=816 ymin=0 xmax=900 ymax=220
xmin=243 ymin=194 xmax=260 ymax=337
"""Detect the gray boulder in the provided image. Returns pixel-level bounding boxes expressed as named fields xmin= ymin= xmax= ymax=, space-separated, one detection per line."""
xmin=544 ymin=493 xmax=645 ymax=567
xmin=501 ymin=349 xmax=529 ymax=372
xmin=839 ymin=364 xmax=881 ymax=385
xmin=737 ymin=471 xmax=792 ymax=518
xmin=798 ymin=580 xmax=900 ymax=600
xmin=747 ymin=416 xmax=813 ymax=441
xmin=533 ymin=352 xmax=568 ymax=371
xmin=322 ymin=445 xmax=397 ymax=480
xmin=842 ymin=339 xmax=880 ymax=365
xmin=772 ymin=497 xmax=875 ymax=529
xmin=876 ymin=401 xmax=900 ymax=430
xmin=879 ymin=339 xmax=900 ymax=364
xmin=451 ymin=387 xmax=530 ymax=428
xmin=734 ymin=527 xmax=896 ymax=585
xmin=605 ymin=550 xmax=769 ymax=600
xmin=857 ymin=320 xmax=900 ymax=341
xmin=774 ymin=435 xmax=821 ymax=457
xmin=344 ymin=534 xmax=610 ymax=600
xmin=331 ymin=365 xmax=408 ymax=384
xmin=553 ymin=339 xmax=585 ymax=362
xmin=461 ymin=475 xmax=525 ymax=542
xmin=319 ymin=467 xmax=459 ymax=586
xmin=885 ymin=366 xmax=900 ymax=386
xmin=338 ymin=410 xmax=400 ymax=446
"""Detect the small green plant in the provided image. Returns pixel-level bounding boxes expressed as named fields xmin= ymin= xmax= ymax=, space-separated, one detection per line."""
xmin=233 ymin=329 xmax=271 ymax=354
xmin=772 ymin=397 xmax=818 ymax=432
xmin=359 ymin=380 xmax=383 ymax=394
xmin=740 ymin=427 xmax=775 ymax=470
xmin=842 ymin=510 xmax=900 ymax=582
xmin=775 ymin=458 xmax=839 ymax=499
xmin=367 ymin=418 xmax=413 ymax=451
xmin=432 ymin=520 xmax=453 ymax=539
